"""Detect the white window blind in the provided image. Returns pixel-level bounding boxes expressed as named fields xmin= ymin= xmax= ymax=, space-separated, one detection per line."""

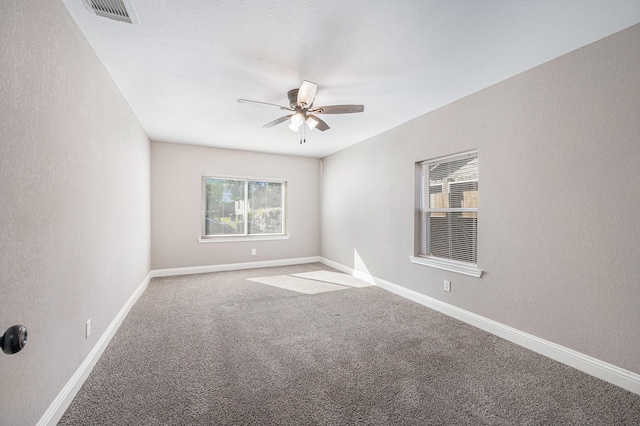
xmin=420 ymin=151 xmax=478 ymax=265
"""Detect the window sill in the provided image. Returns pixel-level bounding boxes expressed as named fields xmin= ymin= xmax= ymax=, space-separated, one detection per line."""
xmin=198 ymin=235 xmax=290 ymax=243
xmin=409 ymin=256 xmax=482 ymax=278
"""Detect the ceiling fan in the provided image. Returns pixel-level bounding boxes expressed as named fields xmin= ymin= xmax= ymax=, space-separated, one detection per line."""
xmin=238 ymin=80 xmax=364 ymax=144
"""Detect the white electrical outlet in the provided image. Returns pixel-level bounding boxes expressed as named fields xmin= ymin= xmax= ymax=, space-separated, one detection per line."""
xmin=251 ymin=248 xmax=256 ymax=256
xmin=86 ymin=319 xmax=91 ymax=338
xmin=444 ymin=280 xmax=451 ymax=292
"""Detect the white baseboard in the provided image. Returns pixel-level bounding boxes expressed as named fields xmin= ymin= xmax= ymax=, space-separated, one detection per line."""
xmin=149 ymin=256 xmax=321 ymax=278
xmin=320 ymin=257 xmax=640 ymax=395
xmin=320 ymin=257 xmax=376 ymax=284
xmin=37 ymin=272 xmax=152 ymax=426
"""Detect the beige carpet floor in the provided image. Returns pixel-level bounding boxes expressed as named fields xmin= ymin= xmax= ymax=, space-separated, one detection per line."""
xmin=59 ymin=263 xmax=640 ymax=425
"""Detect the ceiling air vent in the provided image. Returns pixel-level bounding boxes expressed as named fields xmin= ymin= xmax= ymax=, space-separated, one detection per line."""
xmin=82 ymin=0 xmax=139 ymax=24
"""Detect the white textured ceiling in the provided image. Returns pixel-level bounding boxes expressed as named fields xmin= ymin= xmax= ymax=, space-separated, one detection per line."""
xmin=60 ymin=0 xmax=640 ymax=158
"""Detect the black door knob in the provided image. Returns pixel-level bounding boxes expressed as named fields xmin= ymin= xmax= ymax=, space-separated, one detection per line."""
xmin=1 ymin=325 xmax=27 ymax=355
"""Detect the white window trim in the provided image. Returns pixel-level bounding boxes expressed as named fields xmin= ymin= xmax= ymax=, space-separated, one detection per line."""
xmin=409 ymin=255 xmax=482 ymax=278
xmin=201 ymin=175 xmax=288 ymax=240
xmin=414 ymin=149 xmax=482 ymax=278
xmin=198 ymin=235 xmax=290 ymax=244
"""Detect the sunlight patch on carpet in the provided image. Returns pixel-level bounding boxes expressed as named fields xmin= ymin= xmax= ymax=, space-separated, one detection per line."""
xmin=247 ymin=275 xmax=348 ymax=294
xmin=290 ymin=271 xmax=373 ymax=288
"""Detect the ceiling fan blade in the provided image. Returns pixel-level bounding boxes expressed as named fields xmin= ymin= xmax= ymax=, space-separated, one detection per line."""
xmin=263 ymin=115 xmax=292 ymax=128
xmin=311 ymin=105 xmax=364 ymax=114
xmin=308 ymin=114 xmax=330 ymax=131
xmin=238 ymin=99 xmax=293 ymax=111
xmin=297 ymin=81 xmax=317 ymax=108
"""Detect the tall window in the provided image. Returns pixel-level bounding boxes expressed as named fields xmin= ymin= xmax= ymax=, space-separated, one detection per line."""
xmin=413 ymin=150 xmax=481 ymax=277
xmin=202 ymin=177 xmax=286 ymax=237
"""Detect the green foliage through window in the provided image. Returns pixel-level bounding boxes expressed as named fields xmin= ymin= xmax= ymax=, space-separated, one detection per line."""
xmin=203 ymin=177 xmax=285 ymax=236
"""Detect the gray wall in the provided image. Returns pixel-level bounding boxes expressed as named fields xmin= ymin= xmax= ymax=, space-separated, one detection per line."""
xmin=0 ymin=1 xmax=151 ymax=424
xmin=321 ymin=24 xmax=640 ymax=374
xmin=151 ymin=141 xmax=321 ymax=269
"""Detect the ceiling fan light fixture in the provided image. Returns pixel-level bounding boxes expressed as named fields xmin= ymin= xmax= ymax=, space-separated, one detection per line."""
xmin=306 ymin=116 xmax=318 ymax=130
xmin=290 ymin=112 xmax=304 ymax=127
xmin=288 ymin=122 xmax=299 ymax=132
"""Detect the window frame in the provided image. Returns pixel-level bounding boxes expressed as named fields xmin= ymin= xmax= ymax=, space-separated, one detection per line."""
xmin=410 ymin=150 xmax=482 ymax=277
xmin=198 ymin=175 xmax=288 ymax=243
